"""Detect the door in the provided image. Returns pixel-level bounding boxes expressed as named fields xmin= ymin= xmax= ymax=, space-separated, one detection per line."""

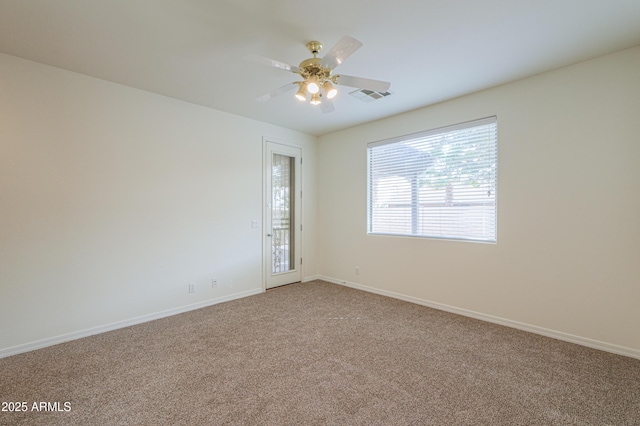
xmin=264 ymin=141 xmax=302 ymax=289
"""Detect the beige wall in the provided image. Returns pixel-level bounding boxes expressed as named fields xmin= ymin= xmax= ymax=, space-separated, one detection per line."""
xmin=317 ymin=46 xmax=640 ymax=355
xmin=0 ymin=53 xmax=317 ymax=354
xmin=2 ymin=45 xmax=639 ymax=359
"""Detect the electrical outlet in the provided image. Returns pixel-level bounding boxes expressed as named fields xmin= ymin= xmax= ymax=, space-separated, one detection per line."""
xmin=188 ymin=283 xmax=196 ymax=293
xmin=212 ymin=279 xmax=218 ymax=288
xmin=355 ymin=267 xmax=360 ymax=275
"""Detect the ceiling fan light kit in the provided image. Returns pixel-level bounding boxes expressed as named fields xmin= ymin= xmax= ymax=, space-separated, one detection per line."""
xmin=310 ymin=92 xmax=322 ymax=105
xmin=294 ymin=82 xmax=308 ymax=101
xmin=257 ymin=36 xmax=391 ymax=112
xmin=295 ymin=41 xmax=335 ymax=103
xmin=323 ymin=81 xmax=337 ymax=99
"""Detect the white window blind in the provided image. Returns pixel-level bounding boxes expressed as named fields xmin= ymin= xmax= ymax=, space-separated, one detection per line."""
xmin=367 ymin=117 xmax=497 ymax=242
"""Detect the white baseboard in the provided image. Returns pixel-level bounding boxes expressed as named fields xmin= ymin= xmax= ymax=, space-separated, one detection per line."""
xmin=320 ymin=276 xmax=640 ymax=360
xmin=6 ymin=279 xmax=638 ymax=361
xmin=0 ymin=288 xmax=263 ymax=360
xmin=302 ymin=274 xmax=322 ymax=282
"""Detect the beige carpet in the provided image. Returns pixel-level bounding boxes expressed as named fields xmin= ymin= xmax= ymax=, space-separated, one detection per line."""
xmin=1 ymin=280 xmax=639 ymax=425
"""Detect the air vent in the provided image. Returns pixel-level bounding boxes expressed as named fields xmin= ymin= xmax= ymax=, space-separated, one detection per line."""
xmin=349 ymin=89 xmax=393 ymax=103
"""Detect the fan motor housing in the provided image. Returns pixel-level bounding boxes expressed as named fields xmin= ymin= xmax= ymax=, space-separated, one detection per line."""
xmin=299 ymin=57 xmax=321 ymax=69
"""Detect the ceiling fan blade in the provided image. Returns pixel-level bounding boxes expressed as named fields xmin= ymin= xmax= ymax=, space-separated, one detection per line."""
xmin=249 ymin=55 xmax=300 ymax=73
xmin=334 ymin=74 xmax=391 ymax=93
xmin=256 ymin=83 xmax=296 ymax=102
xmin=320 ymin=98 xmax=335 ymax=114
xmin=320 ymin=35 xmax=363 ymax=70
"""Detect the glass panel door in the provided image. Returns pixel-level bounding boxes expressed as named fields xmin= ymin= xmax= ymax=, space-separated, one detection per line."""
xmin=264 ymin=141 xmax=301 ymax=289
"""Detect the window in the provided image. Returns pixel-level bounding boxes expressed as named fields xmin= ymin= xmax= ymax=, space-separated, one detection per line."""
xmin=367 ymin=117 xmax=497 ymax=242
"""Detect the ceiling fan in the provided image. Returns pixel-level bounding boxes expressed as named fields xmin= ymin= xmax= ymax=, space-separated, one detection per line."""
xmin=256 ymin=36 xmax=391 ymax=113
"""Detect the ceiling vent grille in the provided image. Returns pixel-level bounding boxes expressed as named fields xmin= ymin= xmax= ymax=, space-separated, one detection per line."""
xmin=349 ymin=89 xmax=393 ymax=103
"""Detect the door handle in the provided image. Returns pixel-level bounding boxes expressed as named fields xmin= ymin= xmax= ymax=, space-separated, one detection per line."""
xmin=267 ymin=233 xmax=273 ymax=237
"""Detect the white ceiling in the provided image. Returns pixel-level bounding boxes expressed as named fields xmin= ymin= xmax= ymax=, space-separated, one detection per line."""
xmin=1 ymin=0 xmax=640 ymax=136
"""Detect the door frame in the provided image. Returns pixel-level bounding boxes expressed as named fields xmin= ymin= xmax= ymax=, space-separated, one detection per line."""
xmin=263 ymin=138 xmax=303 ymax=290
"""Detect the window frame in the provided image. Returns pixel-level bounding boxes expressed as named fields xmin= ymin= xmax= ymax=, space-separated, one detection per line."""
xmin=366 ymin=116 xmax=498 ymax=243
